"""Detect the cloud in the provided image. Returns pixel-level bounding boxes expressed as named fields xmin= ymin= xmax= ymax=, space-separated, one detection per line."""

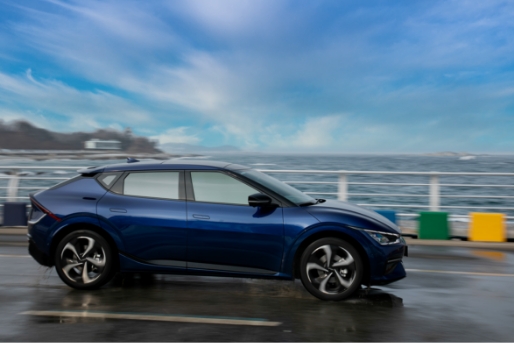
xmin=0 ymin=69 xmax=151 ymax=132
xmin=263 ymin=115 xmax=345 ymax=150
xmin=1 ymin=0 xmax=514 ymax=152
xmin=151 ymin=127 xmax=201 ymax=145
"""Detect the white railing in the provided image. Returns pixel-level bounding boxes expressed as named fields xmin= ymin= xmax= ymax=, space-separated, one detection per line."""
xmin=258 ymin=169 xmax=514 ymax=217
xmin=1 ymin=166 xmax=514 ymax=217
xmin=0 ymin=166 xmax=79 ymax=204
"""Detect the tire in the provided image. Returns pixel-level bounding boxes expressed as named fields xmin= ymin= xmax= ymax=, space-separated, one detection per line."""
xmin=54 ymin=230 xmax=115 ymax=290
xmin=299 ymin=237 xmax=363 ymax=301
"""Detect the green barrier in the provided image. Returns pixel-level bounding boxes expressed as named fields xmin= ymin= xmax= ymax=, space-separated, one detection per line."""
xmin=418 ymin=212 xmax=449 ymax=240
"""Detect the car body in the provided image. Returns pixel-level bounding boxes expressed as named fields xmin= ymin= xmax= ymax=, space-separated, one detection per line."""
xmin=28 ymin=160 xmax=407 ymax=300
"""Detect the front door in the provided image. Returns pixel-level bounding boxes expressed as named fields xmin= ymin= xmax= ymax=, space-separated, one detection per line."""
xmin=186 ymin=171 xmax=284 ymax=274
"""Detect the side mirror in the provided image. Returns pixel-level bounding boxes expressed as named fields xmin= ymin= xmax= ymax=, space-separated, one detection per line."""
xmin=248 ymin=193 xmax=272 ymax=207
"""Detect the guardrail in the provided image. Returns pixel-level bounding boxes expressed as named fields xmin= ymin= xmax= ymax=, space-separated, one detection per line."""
xmin=259 ymin=169 xmax=514 ymax=218
xmin=1 ymin=166 xmax=514 ymax=218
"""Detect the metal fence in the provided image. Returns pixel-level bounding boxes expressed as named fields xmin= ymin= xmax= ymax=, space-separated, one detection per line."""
xmin=1 ymin=166 xmax=514 ymax=218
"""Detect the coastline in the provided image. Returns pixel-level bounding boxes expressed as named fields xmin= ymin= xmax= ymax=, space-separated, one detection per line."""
xmin=0 ymin=150 xmax=201 ymax=161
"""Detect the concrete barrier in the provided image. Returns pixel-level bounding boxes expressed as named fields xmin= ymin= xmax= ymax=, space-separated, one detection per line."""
xmin=469 ymin=213 xmax=506 ymax=242
xmin=418 ymin=212 xmax=449 ymax=240
xmin=2 ymin=202 xmax=28 ymax=227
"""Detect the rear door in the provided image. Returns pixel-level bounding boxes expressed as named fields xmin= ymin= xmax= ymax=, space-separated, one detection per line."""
xmin=186 ymin=171 xmax=284 ymax=274
xmin=97 ymin=170 xmax=187 ymax=267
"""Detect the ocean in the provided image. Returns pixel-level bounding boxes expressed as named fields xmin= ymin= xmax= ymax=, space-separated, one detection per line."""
xmin=2 ymin=153 xmax=514 ymax=217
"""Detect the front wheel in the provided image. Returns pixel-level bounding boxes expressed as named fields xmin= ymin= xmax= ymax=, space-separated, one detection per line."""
xmin=54 ymin=230 xmax=115 ymax=290
xmin=300 ymin=237 xmax=363 ymax=301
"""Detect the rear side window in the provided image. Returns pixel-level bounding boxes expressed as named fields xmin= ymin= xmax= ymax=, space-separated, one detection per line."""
xmin=97 ymin=172 xmax=122 ymax=189
xmin=123 ymin=172 xmax=180 ymax=200
xmin=191 ymin=172 xmax=259 ymax=205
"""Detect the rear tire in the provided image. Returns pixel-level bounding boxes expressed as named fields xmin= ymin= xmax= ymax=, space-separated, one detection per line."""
xmin=54 ymin=230 xmax=115 ymax=290
xmin=300 ymin=237 xmax=363 ymax=301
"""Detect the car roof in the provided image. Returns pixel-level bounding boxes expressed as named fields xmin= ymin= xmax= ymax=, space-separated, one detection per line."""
xmin=78 ymin=159 xmax=248 ymax=174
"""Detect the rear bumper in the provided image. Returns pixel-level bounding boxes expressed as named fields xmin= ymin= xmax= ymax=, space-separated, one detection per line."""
xmin=28 ymin=239 xmax=51 ymax=266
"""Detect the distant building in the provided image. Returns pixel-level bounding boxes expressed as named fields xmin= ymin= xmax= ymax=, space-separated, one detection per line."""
xmin=84 ymin=139 xmax=122 ymax=150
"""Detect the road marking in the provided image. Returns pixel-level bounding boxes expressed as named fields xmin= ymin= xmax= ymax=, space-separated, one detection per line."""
xmin=406 ymin=268 xmax=514 ymax=277
xmin=21 ymin=310 xmax=282 ymax=327
xmin=0 ymin=254 xmax=30 ymax=258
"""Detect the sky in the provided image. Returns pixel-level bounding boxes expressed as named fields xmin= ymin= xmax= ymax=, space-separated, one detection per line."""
xmin=0 ymin=0 xmax=514 ymax=153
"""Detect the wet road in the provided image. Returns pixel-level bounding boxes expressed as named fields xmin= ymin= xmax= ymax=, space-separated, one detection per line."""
xmin=0 ymin=244 xmax=513 ymax=341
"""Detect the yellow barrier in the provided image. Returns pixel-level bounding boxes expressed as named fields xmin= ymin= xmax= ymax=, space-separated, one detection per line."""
xmin=469 ymin=213 xmax=506 ymax=242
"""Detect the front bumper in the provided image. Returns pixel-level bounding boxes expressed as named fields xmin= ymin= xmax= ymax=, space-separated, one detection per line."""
xmin=368 ymin=241 xmax=408 ymax=286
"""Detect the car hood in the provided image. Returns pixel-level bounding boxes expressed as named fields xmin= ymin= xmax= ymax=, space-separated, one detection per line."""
xmin=305 ymin=199 xmax=400 ymax=234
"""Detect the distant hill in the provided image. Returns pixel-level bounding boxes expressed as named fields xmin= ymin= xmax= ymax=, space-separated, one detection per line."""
xmin=160 ymin=142 xmax=240 ymax=153
xmin=0 ymin=120 xmax=161 ymax=153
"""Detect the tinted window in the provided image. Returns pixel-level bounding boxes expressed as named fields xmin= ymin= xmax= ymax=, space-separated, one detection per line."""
xmin=234 ymin=169 xmax=315 ymax=206
xmin=124 ymin=172 xmax=180 ymax=200
xmin=191 ymin=172 xmax=258 ymax=205
xmin=97 ymin=172 xmax=121 ymax=189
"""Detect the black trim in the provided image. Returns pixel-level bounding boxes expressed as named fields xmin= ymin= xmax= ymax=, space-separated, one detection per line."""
xmin=110 ymin=172 xmax=127 ymax=194
xmin=185 ymin=171 xmax=194 ymax=201
xmin=178 ymin=171 xmax=186 ymax=200
xmin=147 ymin=260 xmax=187 ymax=267
xmin=120 ymin=252 xmax=276 ymax=275
xmin=120 ymin=251 xmax=186 ymax=268
xmin=188 ymin=262 xmax=277 ymax=275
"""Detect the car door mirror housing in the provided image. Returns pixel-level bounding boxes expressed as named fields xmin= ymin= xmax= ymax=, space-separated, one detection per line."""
xmin=248 ymin=193 xmax=272 ymax=207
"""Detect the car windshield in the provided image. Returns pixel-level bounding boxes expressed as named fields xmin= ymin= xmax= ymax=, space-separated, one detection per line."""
xmin=235 ymin=169 xmax=316 ymax=206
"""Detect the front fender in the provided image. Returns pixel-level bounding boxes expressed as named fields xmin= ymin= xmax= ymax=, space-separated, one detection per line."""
xmin=281 ymin=223 xmax=376 ymax=278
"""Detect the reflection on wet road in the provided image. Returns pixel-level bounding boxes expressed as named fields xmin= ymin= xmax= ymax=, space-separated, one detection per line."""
xmin=0 ymin=245 xmax=514 ymax=341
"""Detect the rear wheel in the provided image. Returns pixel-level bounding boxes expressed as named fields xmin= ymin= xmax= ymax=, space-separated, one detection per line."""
xmin=300 ymin=237 xmax=363 ymax=301
xmin=54 ymin=230 xmax=115 ymax=290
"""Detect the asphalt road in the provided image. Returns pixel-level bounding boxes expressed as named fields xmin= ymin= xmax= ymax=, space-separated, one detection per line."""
xmin=0 ymin=243 xmax=513 ymax=341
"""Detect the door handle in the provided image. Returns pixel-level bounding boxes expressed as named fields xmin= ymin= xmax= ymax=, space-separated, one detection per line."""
xmin=110 ymin=208 xmax=127 ymax=213
xmin=193 ymin=214 xmax=210 ymax=220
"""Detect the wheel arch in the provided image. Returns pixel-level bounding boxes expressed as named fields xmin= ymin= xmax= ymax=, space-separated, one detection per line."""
xmin=290 ymin=228 xmax=371 ymax=286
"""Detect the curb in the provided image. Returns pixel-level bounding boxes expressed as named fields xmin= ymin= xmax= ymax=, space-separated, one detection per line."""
xmin=0 ymin=227 xmax=27 ymax=235
xmin=404 ymin=238 xmax=514 ymax=251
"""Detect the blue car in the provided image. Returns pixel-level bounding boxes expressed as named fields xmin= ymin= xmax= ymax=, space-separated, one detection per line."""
xmin=28 ymin=160 xmax=406 ymax=301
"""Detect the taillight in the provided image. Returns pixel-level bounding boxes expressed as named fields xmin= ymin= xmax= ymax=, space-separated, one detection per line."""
xmin=30 ymin=199 xmax=61 ymax=222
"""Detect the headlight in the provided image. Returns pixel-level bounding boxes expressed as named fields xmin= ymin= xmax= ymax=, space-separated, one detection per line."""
xmin=364 ymin=229 xmax=401 ymax=245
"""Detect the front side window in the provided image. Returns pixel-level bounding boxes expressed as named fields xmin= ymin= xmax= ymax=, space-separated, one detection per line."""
xmin=191 ymin=172 xmax=259 ymax=205
xmin=234 ymin=169 xmax=315 ymax=206
xmin=123 ymin=172 xmax=180 ymax=200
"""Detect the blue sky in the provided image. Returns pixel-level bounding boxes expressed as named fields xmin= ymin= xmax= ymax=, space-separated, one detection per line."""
xmin=0 ymin=0 xmax=514 ymax=152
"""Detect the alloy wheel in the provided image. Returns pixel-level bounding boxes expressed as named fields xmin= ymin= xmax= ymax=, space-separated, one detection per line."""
xmin=59 ymin=236 xmax=107 ymax=285
xmin=306 ymin=244 xmax=356 ymax=294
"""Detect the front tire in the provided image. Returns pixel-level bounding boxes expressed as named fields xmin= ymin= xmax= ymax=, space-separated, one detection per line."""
xmin=300 ymin=237 xmax=363 ymax=301
xmin=54 ymin=230 xmax=115 ymax=290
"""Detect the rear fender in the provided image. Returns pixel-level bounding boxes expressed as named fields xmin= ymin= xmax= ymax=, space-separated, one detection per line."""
xmin=47 ymin=214 xmax=125 ymax=255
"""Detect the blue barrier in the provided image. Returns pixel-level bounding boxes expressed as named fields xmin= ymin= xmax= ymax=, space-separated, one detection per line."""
xmin=375 ymin=210 xmax=397 ymax=224
xmin=2 ymin=202 xmax=28 ymax=226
